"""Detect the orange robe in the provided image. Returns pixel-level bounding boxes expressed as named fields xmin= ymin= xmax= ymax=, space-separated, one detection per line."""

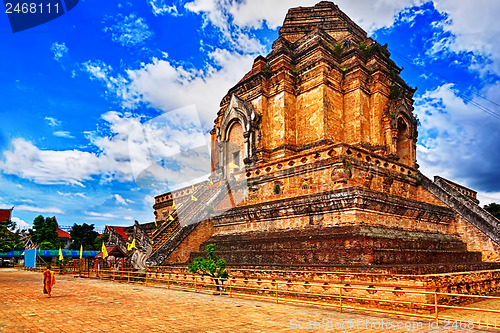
xmin=43 ymin=269 xmax=55 ymax=295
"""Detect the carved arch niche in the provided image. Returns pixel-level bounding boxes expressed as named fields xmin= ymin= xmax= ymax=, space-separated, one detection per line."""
xmin=396 ymin=117 xmax=411 ymax=165
xmin=384 ymin=97 xmax=417 ymax=168
xmin=216 ymin=95 xmax=259 ymax=177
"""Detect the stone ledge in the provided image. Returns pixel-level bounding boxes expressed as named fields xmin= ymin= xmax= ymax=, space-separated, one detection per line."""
xmin=212 ymin=186 xmax=454 ymax=228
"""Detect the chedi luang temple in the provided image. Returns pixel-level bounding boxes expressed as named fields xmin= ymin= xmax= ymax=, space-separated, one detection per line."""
xmin=126 ymin=1 xmax=500 ymax=298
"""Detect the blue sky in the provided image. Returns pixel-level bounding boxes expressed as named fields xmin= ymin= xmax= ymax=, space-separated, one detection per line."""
xmin=1 ymin=0 xmax=500 ymax=231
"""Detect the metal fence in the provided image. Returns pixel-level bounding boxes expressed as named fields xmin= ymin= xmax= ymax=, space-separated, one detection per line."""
xmin=21 ymin=266 xmax=500 ymax=330
xmin=97 ymin=269 xmax=500 ymax=330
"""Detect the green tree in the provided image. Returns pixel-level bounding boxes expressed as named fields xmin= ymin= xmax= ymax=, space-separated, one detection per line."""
xmin=69 ymin=223 xmax=99 ymax=250
xmin=0 ymin=219 xmax=24 ymax=252
xmin=188 ymin=244 xmax=228 ymax=291
xmin=484 ymin=203 xmax=500 ymax=220
xmin=39 ymin=241 xmax=55 ymax=250
xmin=28 ymin=215 xmax=61 ymax=250
xmin=94 ymin=233 xmax=109 ymax=251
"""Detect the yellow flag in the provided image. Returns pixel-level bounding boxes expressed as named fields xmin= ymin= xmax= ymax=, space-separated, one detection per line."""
xmin=21 ymin=251 xmax=24 ymax=256
xmin=154 ymin=218 xmax=157 ymax=227
xmin=209 ymin=178 xmax=213 ymax=185
xmin=131 ymin=238 xmax=135 ymax=250
xmin=58 ymin=247 xmax=63 ymax=261
xmin=79 ymin=244 xmax=83 ymax=259
xmin=228 ymin=162 xmax=240 ymax=169
xmin=168 ymin=215 xmax=174 ymax=221
xmin=172 ymin=200 xmax=175 ymax=209
xmin=101 ymin=242 xmax=108 ymax=259
xmin=191 ymin=195 xmax=198 ymax=201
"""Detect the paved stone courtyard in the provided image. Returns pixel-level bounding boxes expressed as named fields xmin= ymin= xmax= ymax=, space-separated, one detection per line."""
xmin=0 ymin=269 xmax=494 ymax=332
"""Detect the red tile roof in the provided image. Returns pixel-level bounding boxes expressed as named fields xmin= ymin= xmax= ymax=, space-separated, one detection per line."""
xmin=57 ymin=229 xmax=71 ymax=239
xmin=0 ymin=208 xmax=12 ymax=222
xmin=113 ymin=226 xmax=128 ymax=240
xmin=95 ymin=245 xmax=126 ymax=258
xmin=104 ymin=226 xmax=128 ymax=240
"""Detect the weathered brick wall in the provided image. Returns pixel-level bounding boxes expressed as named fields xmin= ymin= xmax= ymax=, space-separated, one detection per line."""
xmin=211 ymin=185 xmax=455 ymax=236
xmin=163 ymin=220 xmax=214 ymax=264
xmin=227 ymin=122 xmax=244 ymax=168
xmin=226 ymin=144 xmax=434 ymax=209
xmin=211 ymin=4 xmax=417 ymax=170
xmin=449 ymin=214 xmax=500 ymax=262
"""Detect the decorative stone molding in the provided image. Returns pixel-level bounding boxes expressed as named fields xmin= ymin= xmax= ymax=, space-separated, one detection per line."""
xmin=217 ymin=95 xmax=260 ymax=177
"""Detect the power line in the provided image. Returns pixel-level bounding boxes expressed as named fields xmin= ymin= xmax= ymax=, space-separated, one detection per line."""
xmin=390 ymin=50 xmax=500 ymax=121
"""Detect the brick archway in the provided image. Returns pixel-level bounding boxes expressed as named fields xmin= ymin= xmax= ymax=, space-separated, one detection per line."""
xmin=216 ymin=95 xmax=259 ymax=177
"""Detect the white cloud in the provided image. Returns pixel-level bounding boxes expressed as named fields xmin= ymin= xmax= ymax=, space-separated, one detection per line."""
xmin=476 ymin=191 xmax=500 ymax=207
xmin=53 ymin=131 xmax=75 ymax=138
xmin=185 ymin=0 xmax=264 ymax=53
xmin=85 ymin=48 xmax=254 ymax=126
xmin=57 ymin=191 xmax=87 ymax=198
xmin=11 ymin=216 xmax=30 ymax=230
xmin=185 ymin=0 xmax=426 ymax=37
xmin=82 ymin=60 xmax=139 ymax=109
xmin=148 ymin=0 xmax=179 ymax=16
xmin=143 ymin=194 xmax=155 ymax=206
xmin=103 ymin=13 xmax=153 ymax=47
xmin=415 ymin=83 xmax=500 ymax=195
xmin=397 ymin=7 xmax=427 ymax=26
xmin=0 ymin=138 xmax=100 ymax=186
xmin=85 ymin=211 xmax=118 ymax=220
xmin=428 ymin=1 xmax=500 ymax=76
xmin=45 ymin=117 xmax=61 ymax=127
xmin=114 ymin=194 xmax=126 ymax=205
xmin=126 ymin=49 xmax=254 ymax=127
xmin=16 ymin=204 xmax=63 ymax=214
xmin=114 ymin=194 xmax=133 ymax=205
xmin=50 ymin=42 xmax=68 ymax=61
xmin=45 ymin=118 xmax=74 ymax=139
xmin=1 ymin=107 xmax=211 ymax=188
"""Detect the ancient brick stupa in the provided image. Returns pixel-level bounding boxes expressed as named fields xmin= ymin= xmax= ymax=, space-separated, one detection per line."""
xmin=149 ymin=1 xmax=500 ymax=279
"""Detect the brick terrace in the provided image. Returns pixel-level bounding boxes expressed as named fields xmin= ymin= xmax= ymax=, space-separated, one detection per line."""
xmin=0 ymin=269 xmax=492 ymax=333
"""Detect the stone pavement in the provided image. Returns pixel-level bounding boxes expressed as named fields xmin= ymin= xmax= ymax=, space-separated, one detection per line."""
xmin=0 ymin=268 xmax=492 ymax=333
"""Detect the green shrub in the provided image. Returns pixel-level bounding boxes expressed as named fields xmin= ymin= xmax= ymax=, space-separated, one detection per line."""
xmin=389 ymin=85 xmax=400 ymax=99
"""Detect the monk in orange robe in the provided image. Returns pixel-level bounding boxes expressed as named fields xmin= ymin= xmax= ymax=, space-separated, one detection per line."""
xmin=43 ymin=265 xmax=55 ymax=297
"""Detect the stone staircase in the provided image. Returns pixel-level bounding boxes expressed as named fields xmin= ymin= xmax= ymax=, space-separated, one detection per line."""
xmin=147 ymin=179 xmax=234 ymax=266
xmin=419 ymin=172 xmax=500 ymax=245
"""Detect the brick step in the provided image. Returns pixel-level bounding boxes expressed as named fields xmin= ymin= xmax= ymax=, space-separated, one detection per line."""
xmin=371 ymin=248 xmax=482 ymax=264
xmin=190 ymin=247 xmax=482 ymax=266
xmin=194 ymin=225 xmax=483 ymax=266
xmin=207 ymin=237 xmax=467 ymax=252
xmin=205 ymin=226 xmax=469 ymax=252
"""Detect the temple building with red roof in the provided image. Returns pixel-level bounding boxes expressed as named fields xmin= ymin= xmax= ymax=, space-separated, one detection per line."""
xmin=57 ymin=228 xmax=72 ymax=249
xmin=104 ymin=225 xmax=131 ymax=254
xmin=0 ymin=207 xmax=13 ymax=222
